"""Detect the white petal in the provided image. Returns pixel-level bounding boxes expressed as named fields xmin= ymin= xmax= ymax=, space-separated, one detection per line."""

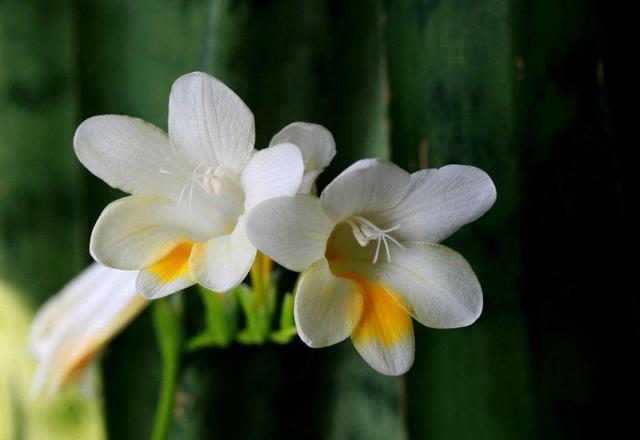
xmin=311 ymin=254 xmax=415 ymax=375
xmin=351 ymin=320 xmax=415 ymax=376
xmin=28 ymin=264 xmax=139 ymax=359
xmin=331 ymin=240 xmax=483 ymax=329
xmin=136 ymin=267 xmax=195 ymax=300
xmin=246 ymin=195 xmax=334 ymax=272
xmin=320 ymin=159 xmax=411 ymax=222
xmin=270 ymin=122 xmax=336 ymax=169
xmin=299 ymin=170 xmax=322 ymax=195
xmin=388 ymin=243 xmax=483 ymax=328
xmin=382 ymin=242 xmax=482 ymax=328
xmin=189 ymin=216 xmax=256 ymax=292
xmin=135 ymin=240 xmax=196 ymax=299
xmin=168 ymin=72 xmax=254 ymax=173
xmin=27 ymin=264 xmax=104 ymax=359
xmin=377 ymin=165 xmax=497 ymax=243
xmin=174 ymin=173 xmax=245 ymax=234
xmin=74 ymin=115 xmax=189 ymax=196
xmin=28 ymin=264 xmax=145 ymax=397
xmin=240 ymin=143 xmax=304 ymax=212
xmin=294 ymin=258 xmax=363 ymax=348
xmin=270 ymin=122 xmax=336 ymax=193
xmin=90 ymin=195 xmax=212 ymax=270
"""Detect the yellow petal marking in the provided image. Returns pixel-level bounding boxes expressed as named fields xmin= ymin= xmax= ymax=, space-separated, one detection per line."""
xmin=61 ymin=294 xmax=147 ymax=386
xmin=149 ymin=241 xmax=194 ymax=283
xmin=325 ymin=223 xmax=412 ymax=347
xmin=339 ymin=272 xmax=412 ymax=347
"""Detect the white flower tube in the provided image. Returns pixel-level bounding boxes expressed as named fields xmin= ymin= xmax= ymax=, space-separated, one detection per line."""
xmin=246 ymin=160 xmax=496 ymax=375
xmin=74 ymin=72 xmax=308 ymax=299
xmin=28 ymin=264 xmax=146 ymax=397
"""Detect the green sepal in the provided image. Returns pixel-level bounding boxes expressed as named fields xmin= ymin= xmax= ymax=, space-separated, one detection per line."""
xmin=236 ymin=283 xmax=277 ymax=345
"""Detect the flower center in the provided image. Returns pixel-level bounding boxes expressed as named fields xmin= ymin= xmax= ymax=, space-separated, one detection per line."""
xmin=346 ymin=216 xmax=405 ymax=264
xmin=161 ymin=164 xmax=233 ymax=209
xmin=202 ymin=165 xmax=226 ymax=196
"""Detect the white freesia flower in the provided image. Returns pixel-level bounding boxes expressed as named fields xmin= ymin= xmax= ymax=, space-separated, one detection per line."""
xmin=270 ymin=122 xmax=336 ymax=194
xmin=74 ymin=72 xmax=305 ymax=298
xmin=28 ymin=264 xmax=146 ymax=397
xmin=246 ymin=159 xmax=496 ymax=375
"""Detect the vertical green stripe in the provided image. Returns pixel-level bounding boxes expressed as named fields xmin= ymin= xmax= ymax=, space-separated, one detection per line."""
xmin=0 ymin=0 xmax=83 ymax=304
xmin=0 ymin=1 xmax=105 ymax=438
xmin=384 ymin=1 xmax=536 ymax=438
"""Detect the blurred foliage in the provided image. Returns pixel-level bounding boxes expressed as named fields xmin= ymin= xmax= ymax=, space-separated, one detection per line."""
xmin=189 ymin=283 xmax=296 ymax=348
xmin=1 ymin=0 xmax=632 ymax=439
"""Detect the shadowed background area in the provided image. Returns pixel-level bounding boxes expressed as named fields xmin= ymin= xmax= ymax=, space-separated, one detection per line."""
xmin=0 ymin=0 xmax=633 ymax=439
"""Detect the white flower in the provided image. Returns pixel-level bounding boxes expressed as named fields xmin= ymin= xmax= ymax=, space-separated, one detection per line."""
xmin=270 ymin=122 xmax=336 ymax=194
xmin=246 ymin=159 xmax=496 ymax=375
xmin=74 ymin=72 xmax=305 ymax=298
xmin=27 ymin=264 xmax=146 ymax=397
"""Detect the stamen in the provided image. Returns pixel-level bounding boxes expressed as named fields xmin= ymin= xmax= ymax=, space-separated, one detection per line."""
xmin=159 ymin=162 xmax=233 ymax=212
xmin=176 ymin=178 xmax=190 ymax=208
xmin=347 ymin=216 xmax=405 ymax=264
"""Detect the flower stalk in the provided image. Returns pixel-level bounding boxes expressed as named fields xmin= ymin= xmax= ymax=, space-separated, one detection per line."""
xmin=249 ymin=251 xmax=273 ymax=308
xmin=151 ymin=296 xmax=184 ymax=440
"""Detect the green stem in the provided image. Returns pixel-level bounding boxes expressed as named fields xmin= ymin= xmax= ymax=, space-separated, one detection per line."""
xmin=150 ymin=297 xmax=184 ymax=440
xmin=151 ymin=353 xmax=179 ymax=440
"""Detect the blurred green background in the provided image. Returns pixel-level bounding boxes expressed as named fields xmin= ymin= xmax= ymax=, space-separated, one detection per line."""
xmin=0 ymin=0 xmax=633 ymax=439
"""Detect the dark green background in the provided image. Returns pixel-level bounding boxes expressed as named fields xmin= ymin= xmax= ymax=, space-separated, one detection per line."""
xmin=0 ymin=0 xmax=633 ymax=438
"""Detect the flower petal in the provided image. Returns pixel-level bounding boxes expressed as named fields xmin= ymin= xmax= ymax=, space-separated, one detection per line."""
xmin=390 ymin=243 xmax=483 ymax=328
xmin=270 ymin=122 xmax=336 ymax=169
xmin=74 ymin=115 xmax=189 ymax=196
xmin=28 ymin=264 xmax=139 ymax=359
xmin=240 ymin=143 xmax=304 ymax=212
xmin=299 ymin=170 xmax=322 ymax=195
xmin=28 ymin=263 xmax=146 ymax=397
xmin=246 ymin=195 xmax=334 ymax=272
xmin=90 ymin=195 xmax=213 ymax=270
xmin=189 ymin=216 xmax=256 ymax=292
xmin=320 ymin=159 xmax=411 ymax=222
xmin=168 ymin=72 xmax=254 ymax=173
xmin=136 ymin=241 xmax=196 ymax=299
xmin=351 ymin=328 xmax=415 ymax=376
xmin=349 ymin=276 xmax=415 ymax=376
xmin=330 ymin=237 xmax=483 ymax=329
xmin=377 ymin=165 xmax=497 ymax=243
xmin=294 ymin=258 xmax=363 ymax=348
xmin=173 ymin=174 xmax=244 ymax=235
xmin=270 ymin=122 xmax=336 ymax=193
